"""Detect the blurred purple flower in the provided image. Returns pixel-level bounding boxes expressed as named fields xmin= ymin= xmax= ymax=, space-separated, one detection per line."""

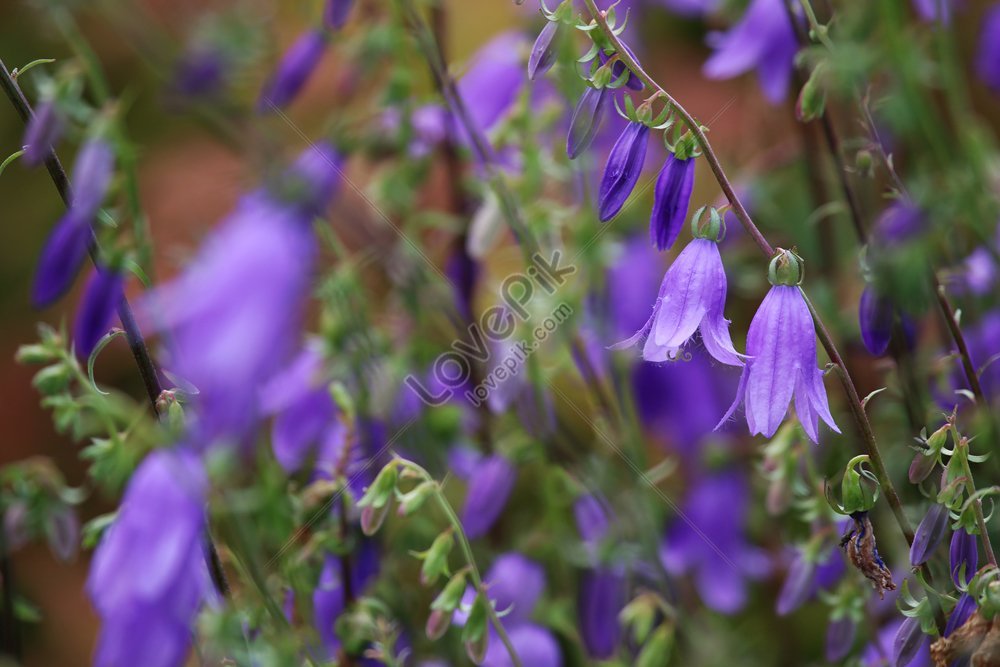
xmin=460 ymin=455 xmax=516 ymax=539
xmin=959 ymin=310 xmax=1000 ymax=400
xmin=567 ymin=86 xmax=610 ymax=160
xmin=314 ymin=540 xmax=380 ymax=657
xmin=528 ymin=21 xmax=560 ymax=81
xmin=578 ymin=567 xmax=624 ymax=659
xmin=74 ymin=266 xmax=123 ymax=359
xmin=660 ymin=471 xmax=770 ymax=613
xmin=912 ymin=0 xmax=957 ymax=23
xmin=142 ymin=144 xmax=340 ymax=447
xmin=88 ymin=449 xmax=212 ymax=667
xmin=456 ymin=32 xmax=526 ymax=136
xmin=172 ymin=49 xmax=227 ymax=99
xmin=703 ymin=0 xmax=798 ymax=103
xmin=257 ymin=29 xmax=327 ymax=112
xmin=483 ymin=553 xmax=546 ymax=624
xmin=718 ymin=283 xmax=840 ymax=443
xmin=776 ymin=546 xmax=844 ymax=616
xmin=613 ymin=238 xmax=743 ymax=366
xmin=893 ymin=616 xmax=927 ymax=667
xmin=657 ymin=0 xmax=720 ymax=16
xmin=574 ymin=494 xmax=611 ymax=547
xmin=446 ymin=241 xmax=480 ymax=322
xmin=598 ymin=121 xmax=649 ymax=221
xmin=956 ymin=247 xmax=998 ymax=295
xmin=606 ymin=235 xmax=662 ymax=339
xmin=484 ymin=623 xmax=561 ymax=667
xmin=977 ymin=4 xmax=1000 ymax=91
xmin=859 ymin=286 xmax=895 ymax=356
xmin=872 ymin=200 xmax=926 ymax=247
xmin=650 ymin=154 xmax=695 ymax=251
xmin=861 ymin=618 xmax=931 ymax=666
xmin=33 ymin=138 xmax=114 ymax=307
xmin=22 ymin=99 xmax=63 ymax=166
xmin=324 ymin=0 xmax=354 ymax=30
xmin=950 ymin=529 xmax=978 ymax=586
xmin=825 ymin=616 xmax=857 ymax=663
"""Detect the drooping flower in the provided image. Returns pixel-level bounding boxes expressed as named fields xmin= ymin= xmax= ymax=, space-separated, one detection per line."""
xmin=841 ymin=511 xmax=895 ymax=598
xmin=324 ymin=0 xmax=354 ymax=30
xmin=578 ymin=567 xmax=624 ymax=659
xmin=861 ymin=618 xmax=931 ymax=666
xmin=825 ymin=616 xmax=857 ymax=663
xmin=894 ymin=616 xmax=928 ymax=667
xmin=703 ymin=0 xmax=799 ymax=103
xmin=33 ymin=138 xmax=115 ymax=307
xmin=598 ymin=121 xmax=648 ymax=221
xmin=528 ymin=21 xmax=560 ymax=81
xmin=910 ymin=503 xmax=949 ymax=566
xmin=660 ymin=471 xmax=770 ymax=613
xmin=257 ymin=29 xmax=328 ymax=112
xmin=574 ymin=494 xmax=610 ymax=548
xmin=649 ymin=153 xmax=695 ymax=251
xmin=566 ymin=86 xmax=610 ymax=160
xmin=460 ymin=455 xmax=516 ymax=539
xmin=23 ymin=98 xmax=63 ymax=166
xmin=858 ymin=286 xmax=895 ymax=356
xmin=950 ymin=529 xmax=978 ymax=586
xmin=718 ymin=249 xmax=840 ymax=443
xmin=455 ymin=32 xmax=526 ymax=137
xmin=87 ymin=449 xmax=212 ymax=667
xmin=141 ymin=143 xmax=340 ymax=447
xmin=74 ymin=266 xmax=123 ymax=359
xmin=977 ymin=4 xmax=1000 ymax=92
xmin=614 ymin=229 xmax=743 ymax=366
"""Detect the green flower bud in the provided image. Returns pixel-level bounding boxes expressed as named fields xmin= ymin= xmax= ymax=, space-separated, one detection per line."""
xmin=768 ymin=248 xmax=805 ymax=286
xmin=839 ymin=456 xmax=878 ymax=514
xmin=795 ymin=65 xmax=826 ymax=122
xmin=360 ymin=502 xmax=391 ymax=536
xmin=431 ymin=571 xmax=468 ymax=612
xmin=426 ymin=608 xmax=452 ymax=640
xmin=420 ymin=531 xmax=454 ymax=586
xmin=397 ymin=480 xmax=436 ymax=516
xmin=619 ymin=595 xmax=657 ymax=645
xmin=32 ymin=364 xmax=72 ymax=395
xmin=636 ymin=624 xmax=674 ymax=667
xmin=358 ymin=463 xmax=398 ymax=509
xmin=16 ymin=344 xmax=58 ymax=365
xmin=462 ymin=592 xmax=490 ymax=664
xmin=690 ymin=206 xmax=724 ymax=242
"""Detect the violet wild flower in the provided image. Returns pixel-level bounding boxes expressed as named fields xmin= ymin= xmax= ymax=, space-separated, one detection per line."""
xmin=976 ymin=4 xmax=1000 ymax=92
xmin=597 ymin=121 xmax=649 ymax=221
xmin=324 ymin=0 xmax=354 ymax=30
xmin=22 ymin=99 xmax=63 ymax=166
xmin=528 ymin=21 xmax=560 ymax=81
xmin=566 ymin=86 xmax=610 ymax=159
xmin=460 ymin=455 xmax=516 ymax=539
xmin=257 ymin=29 xmax=328 ymax=112
xmin=74 ymin=266 xmax=124 ymax=359
xmin=613 ymin=230 xmax=743 ymax=367
xmin=650 ymin=152 xmax=696 ymax=251
xmin=578 ymin=567 xmax=624 ymax=659
xmin=598 ymin=44 xmax=644 ymax=90
xmin=717 ymin=250 xmax=840 ymax=443
xmin=909 ymin=502 xmax=949 ymax=566
xmin=950 ymin=529 xmax=978 ymax=586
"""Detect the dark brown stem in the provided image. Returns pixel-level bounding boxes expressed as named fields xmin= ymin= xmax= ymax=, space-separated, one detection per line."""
xmin=0 ymin=57 xmax=230 ymax=598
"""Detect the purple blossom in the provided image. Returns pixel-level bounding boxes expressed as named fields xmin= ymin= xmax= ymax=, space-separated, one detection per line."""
xmin=859 ymin=286 xmax=895 ymax=356
xmin=650 ymin=154 xmax=695 ymax=251
xmin=977 ymin=4 xmax=1000 ymax=92
xmin=613 ymin=238 xmax=743 ymax=366
xmin=825 ymin=616 xmax=857 ymax=663
xmin=141 ymin=144 xmax=340 ymax=447
xmin=718 ymin=254 xmax=840 ymax=443
xmin=566 ymin=86 xmax=610 ymax=160
xmin=956 ymin=247 xmax=998 ymax=295
xmin=597 ymin=121 xmax=649 ymax=221
xmin=606 ymin=235 xmax=662 ymax=339
xmin=460 ymin=455 xmax=516 ymax=539
xmin=893 ymin=616 xmax=927 ymax=667
xmin=87 ymin=449 xmax=212 ymax=667
xmin=950 ymin=529 xmax=978 ymax=586
xmin=598 ymin=43 xmax=643 ymax=91
xmin=578 ymin=567 xmax=624 ymax=659
xmin=912 ymin=0 xmax=957 ymax=23
xmin=528 ymin=21 xmax=560 ymax=81
xmin=776 ymin=546 xmax=844 ymax=616
xmin=574 ymin=494 xmax=611 ymax=547
xmin=73 ymin=266 xmax=124 ymax=359
xmin=22 ymin=99 xmax=63 ymax=166
xmin=944 ymin=592 xmax=976 ymax=637
xmin=33 ymin=138 xmax=115 ymax=307
xmin=172 ymin=49 xmax=227 ymax=99
xmin=660 ymin=471 xmax=770 ymax=613
xmin=456 ymin=32 xmax=526 ymax=136
xmin=872 ymin=200 xmax=925 ymax=247
xmin=445 ymin=241 xmax=480 ymax=322
xmin=959 ymin=311 xmax=1000 ymax=400
xmin=484 ymin=623 xmax=561 ymax=667
xmin=861 ymin=618 xmax=931 ymax=666
xmin=313 ymin=541 xmax=380 ymax=657
xmin=324 ymin=0 xmax=354 ymax=30
xmin=481 ymin=553 xmax=545 ymax=624
xmin=657 ymin=0 xmax=720 ymax=16
xmin=910 ymin=503 xmax=949 ymax=566
xmin=257 ymin=29 xmax=327 ymax=112
xmin=703 ymin=0 xmax=799 ymax=103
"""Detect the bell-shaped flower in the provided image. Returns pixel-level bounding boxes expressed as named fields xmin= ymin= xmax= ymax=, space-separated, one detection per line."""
xmin=456 ymin=32 xmax=526 ymax=138
xmin=597 ymin=121 xmax=648 ymax=221
xmin=566 ymin=86 xmax=610 ymax=159
xmin=528 ymin=21 xmax=560 ymax=81
xmin=909 ymin=503 xmax=949 ymax=566
xmin=87 ymin=449 xmax=212 ymax=667
xmin=718 ymin=249 xmax=840 ymax=443
xmin=977 ymin=4 xmax=1000 ymax=92
xmin=613 ymin=222 xmax=743 ymax=367
xmin=649 ymin=152 xmax=696 ymax=251
xmin=659 ymin=471 xmax=771 ymax=613
xmin=825 ymin=616 xmax=856 ymax=663
xmin=484 ymin=623 xmax=561 ymax=667
xmin=324 ymin=0 xmax=354 ymax=30
xmin=23 ymin=99 xmax=63 ymax=166
xmin=703 ymin=0 xmax=798 ymax=103
xmin=950 ymin=529 xmax=978 ymax=586
xmin=944 ymin=592 xmax=977 ymax=638
xmin=33 ymin=138 xmax=114 ymax=307
xmin=73 ymin=266 xmax=123 ymax=359
xmin=257 ymin=29 xmax=328 ymax=112
xmin=460 ymin=455 xmax=516 ymax=539
xmin=578 ymin=567 xmax=624 ymax=659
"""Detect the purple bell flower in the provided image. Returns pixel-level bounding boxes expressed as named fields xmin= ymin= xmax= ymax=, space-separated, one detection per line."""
xmin=456 ymin=32 xmax=526 ymax=137
xmin=649 ymin=154 xmax=695 ymax=251
xmin=659 ymin=0 xmax=720 ymax=16
xmin=74 ymin=266 xmax=124 ymax=359
xmin=578 ymin=567 xmax=624 ymax=659
xmin=776 ymin=546 xmax=844 ymax=615
xmin=566 ymin=86 xmax=610 ymax=160
xmin=859 ymin=286 xmax=895 ymax=356
xmin=703 ymin=0 xmax=798 ymax=103
xmin=257 ymin=29 xmax=328 ymax=112
xmin=950 ymin=529 xmax=978 ymax=586
xmin=718 ymin=251 xmax=840 ymax=443
xmin=660 ymin=471 xmax=770 ymax=613
xmin=825 ymin=616 xmax=857 ymax=663
xmin=597 ymin=121 xmax=649 ymax=221
xmin=460 ymin=455 xmax=516 ymax=539
xmin=22 ymin=99 xmax=63 ymax=166
xmin=613 ymin=237 xmax=743 ymax=366
xmin=893 ymin=616 xmax=928 ymax=667
xmin=574 ymin=494 xmax=611 ymax=547
xmin=976 ymin=4 xmax=1000 ymax=92
xmin=172 ymin=48 xmax=227 ymax=99
xmin=33 ymin=138 xmax=115 ymax=307
xmin=141 ymin=143 xmax=340 ymax=447
xmin=482 ymin=553 xmax=545 ymax=624
xmin=944 ymin=592 xmax=977 ymax=637
xmin=861 ymin=618 xmax=931 ymax=666
xmin=324 ymin=0 xmax=354 ymax=30
xmin=912 ymin=0 xmax=957 ymax=23
xmin=313 ymin=541 xmax=380 ymax=657
xmin=872 ymin=200 xmax=926 ymax=247
xmin=528 ymin=21 xmax=560 ymax=81
xmin=87 ymin=449 xmax=212 ymax=667
xmin=484 ymin=623 xmax=561 ymax=667
xmin=910 ymin=503 xmax=949 ymax=566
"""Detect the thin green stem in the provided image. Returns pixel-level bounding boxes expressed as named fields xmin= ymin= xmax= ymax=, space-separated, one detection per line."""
xmin=397 ymin=459 xmax=523 ymax=667
xmin=958 ymin=440 xmax=998 ymax=568
xmin=582 ymin=0 xmax=916 ymax=545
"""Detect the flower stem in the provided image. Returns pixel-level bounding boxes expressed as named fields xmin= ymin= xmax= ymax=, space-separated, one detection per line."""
xmin=580 ymin=0 xmax=917 ymax=543
xmin=397 ymin=459 xmax=523 ymax=667
xmin=957 ymin=439 xmax=998 ymax=568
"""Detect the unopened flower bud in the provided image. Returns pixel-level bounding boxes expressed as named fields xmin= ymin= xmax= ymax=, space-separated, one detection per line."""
xmin=768 ymin=248 xmax=805 ymax=287
xmin=431 ymin=571 xmax=468 ymax=612
xmin=908 ymin=451 xmax=937 ymax=484
xmin=528 ymin=21 xmax=560 ymax=81
xmin=462 ymin=592 xmax=489 ymax=664
xmin=950 ymin=529 xmax=979 ymax=587
xmin=420 ymin=531 xmax=454 ymax=586
xmin=359 ymin=463 xmax=398 ymax=509
xmin=426 ymin=608 xmax=452 ymax=640
xmin=45 ymin=505 xmax=79 ymax=562
xmin=825 ymin=616 xmax=856 ymax=663
xmin=566 ymin=87 xmax=609 ymax=159
xmin=16 ymin=343 xmax=58 ymax=365
xmin=840 ymin=463 xmax=877 ymax=515
xmin=360 ymin=502 xmax=391 ymax=536
xmin=635 ymin=624 xmax=673 ymax=667
xmin=795 ymin=65 xmax=826 ymax=122
xmin=893 ymin=616 xmax=925 ymax=667
xmin=32 ymin=364 xmax=71 ymax=395
xmin=910 ymin=503 xmax=949 ymax=566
